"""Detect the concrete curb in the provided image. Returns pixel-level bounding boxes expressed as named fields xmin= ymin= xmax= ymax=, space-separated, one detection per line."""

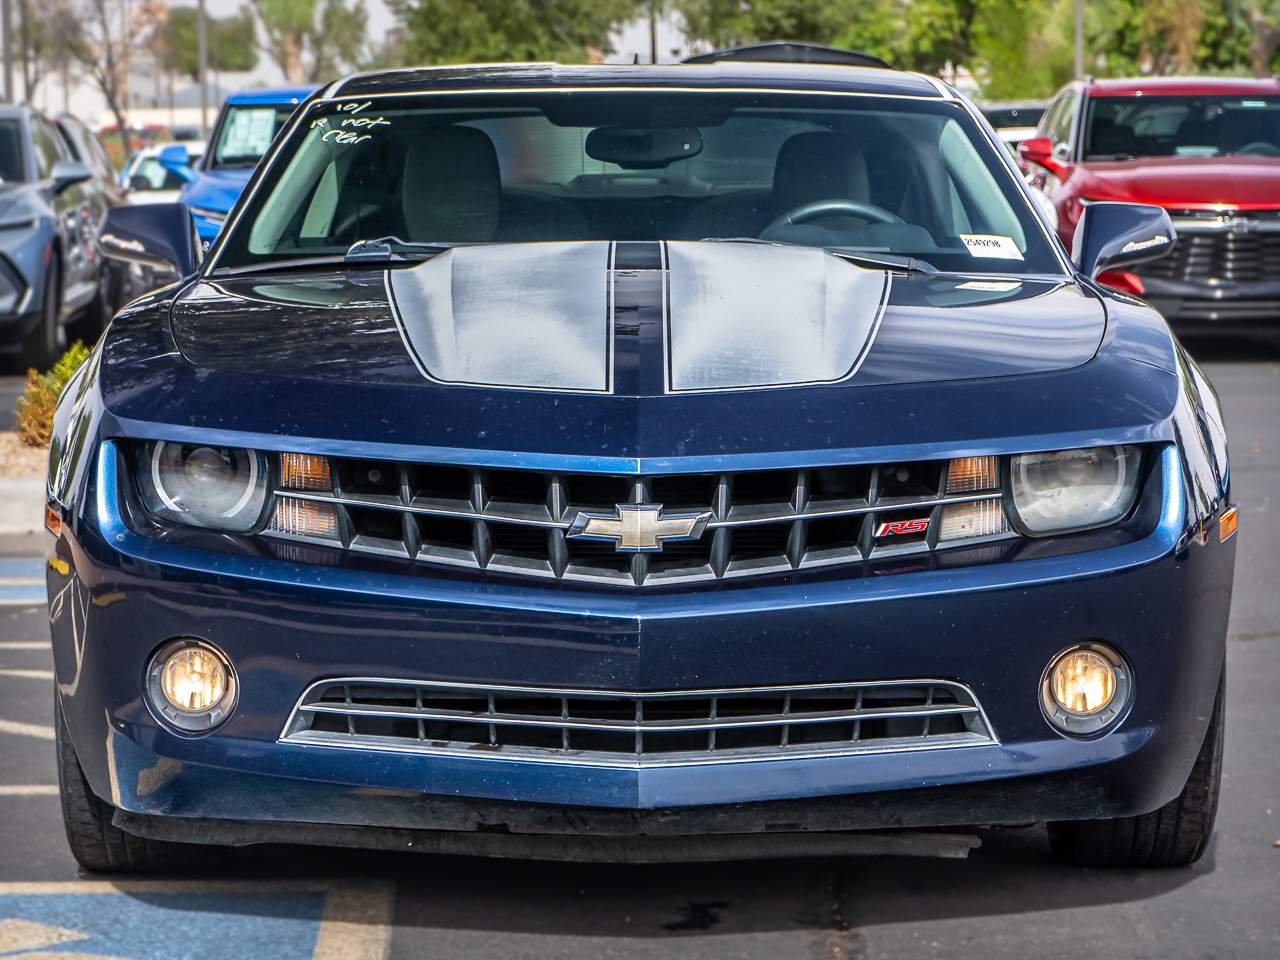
xmin=0 ymin=476 xmax=44 ymax=535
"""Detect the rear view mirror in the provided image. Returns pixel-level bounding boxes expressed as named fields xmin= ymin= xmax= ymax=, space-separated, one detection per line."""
xmin=585 ymin=126 xmax=703 ymax=169
xmin=51 ymin=159 xmax=92 ymax=194
xmin=98 ymin=202 xmax=200 ymax=279
xmin=1018 ymin=136 xmax=1056 ymax=172
xmin=1072 ymin=202 xmax=1176 ymax=280
xmin=157 ymin=143 xmax=196 ymax=183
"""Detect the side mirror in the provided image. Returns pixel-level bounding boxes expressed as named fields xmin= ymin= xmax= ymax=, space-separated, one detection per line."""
xmin=51 ymin=159 xmax=92 ymax=194
xmin=98 ymin=202 xmax=200 ymax=278
xmin=1072 ymin=202 xmax=1176 ymax=280
xmin=1017 ymin=136 xmax=1056 ymax=172
xmin=156 ymin=143 xmax=196 ymax=183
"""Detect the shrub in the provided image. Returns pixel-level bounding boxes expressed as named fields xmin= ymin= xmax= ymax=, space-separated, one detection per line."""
xmin=15 ymin=342 xmax=91 ymax=448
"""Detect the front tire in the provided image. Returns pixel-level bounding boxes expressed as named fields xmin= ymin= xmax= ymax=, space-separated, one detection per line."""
xmin=56 ymin=693 xmax=208 ymax=873
xmin=1048 ymin=670 xmax=1224 ymax=868
xmin=19 ymin=260 xmax=62 ymax=371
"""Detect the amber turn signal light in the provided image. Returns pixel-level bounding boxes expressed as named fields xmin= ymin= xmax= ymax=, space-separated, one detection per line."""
xmin=1219 ymin=506 xmax=1238 ymax=543
xmin=44 ymin=504 xmax=61 ymax=537
xmin=280 ymin=452 xmax=333 ymax=492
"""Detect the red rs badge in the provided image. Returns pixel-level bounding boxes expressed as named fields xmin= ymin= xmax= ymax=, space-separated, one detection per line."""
xmin=875 ymin=517 xmax=930 ymax=537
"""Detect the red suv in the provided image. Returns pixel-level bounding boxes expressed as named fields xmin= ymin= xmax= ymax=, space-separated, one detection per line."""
xmin=1021 ymin=76 xmax=1280 ymax=329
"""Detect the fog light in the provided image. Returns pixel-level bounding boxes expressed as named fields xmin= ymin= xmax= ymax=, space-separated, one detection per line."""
xmin=1040 ymin=642 xmax=1130 ymax=736
xmin=147 ymin=639 xmax=237 ymax=732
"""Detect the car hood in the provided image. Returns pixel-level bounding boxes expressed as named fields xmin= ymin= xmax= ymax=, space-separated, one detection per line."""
xmin=178 ymin=167 xmax=253 ymax=213
xmin=100 ymin=240 xmax=1177 ymax=462
xmin=1077 ymin=155 xmax=1280 ymax=208
xmin=176 ymin=242 xmax=1104 ymax=394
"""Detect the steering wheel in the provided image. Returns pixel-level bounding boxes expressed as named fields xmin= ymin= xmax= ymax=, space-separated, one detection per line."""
xmin=765 ymin=198 xmax=903 ymax=234
xmin=1235 ymin=141 xmax=1280 ymax=157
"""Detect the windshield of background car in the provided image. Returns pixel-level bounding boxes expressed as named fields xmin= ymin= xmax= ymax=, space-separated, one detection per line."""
xmin=1083 ymin=94 xmax=1280 ymax=160
xmin=211 ymin=104 xmax=295 ymax=168
xmin=214 ymin=91 xmax=1063 ymax=275
xmin=0 ymin=120 xmax=23 ymax=181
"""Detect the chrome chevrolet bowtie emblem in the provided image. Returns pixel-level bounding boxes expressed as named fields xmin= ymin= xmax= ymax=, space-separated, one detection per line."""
xmin=567 ymin=504 xmax=712 ymax=553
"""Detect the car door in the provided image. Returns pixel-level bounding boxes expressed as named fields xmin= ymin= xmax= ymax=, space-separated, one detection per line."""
xmin=32 ymin=114 xmax=96 ymax=312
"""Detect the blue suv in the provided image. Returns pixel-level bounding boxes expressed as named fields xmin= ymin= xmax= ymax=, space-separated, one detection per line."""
xmin=179 ymin=86 xmax=317 ymax=245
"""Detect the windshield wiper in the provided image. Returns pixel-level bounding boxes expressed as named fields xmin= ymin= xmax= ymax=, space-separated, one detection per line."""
xmin=699 ymin=237 xmax=937 ymax=274
xmin=345 ymin=236 xmax=454 ymax=263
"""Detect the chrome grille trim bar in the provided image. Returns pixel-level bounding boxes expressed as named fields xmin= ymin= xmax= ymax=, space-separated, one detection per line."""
xmin=280 ymin=677 xmax=999 ymax=768
xmin=272 ymin=487 xmax=1005 ymax=528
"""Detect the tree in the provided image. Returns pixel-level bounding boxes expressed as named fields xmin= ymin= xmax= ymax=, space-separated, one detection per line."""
xmin=389 ymin=0 xmax=643 ymax=65
xmin=155 ymin=5 xmax=259 ymax=80
xmin=54 ymin=0 xmax=155 ymax=153
xmin=675 ymin=0 xmax=900 ymax=57
xmin=250 ymin=0 xmax=367 ymax=83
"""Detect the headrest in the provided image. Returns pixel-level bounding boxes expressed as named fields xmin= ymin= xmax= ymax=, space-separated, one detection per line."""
xmin=772 ymin=132 xmax=869 ymax=213
xmin=402 ymin=126 xmax=501 ymax=242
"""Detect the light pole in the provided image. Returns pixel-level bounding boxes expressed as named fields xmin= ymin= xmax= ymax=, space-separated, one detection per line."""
xmin=198 ymin=0 xmax=208 ymax=138
xmin=1 ymin=0 xmax=12 ymax=104
xmin=1074 ymin=0 xmax=1084 ymax=79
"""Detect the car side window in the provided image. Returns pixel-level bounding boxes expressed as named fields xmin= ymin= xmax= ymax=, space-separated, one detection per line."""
xmin=31 ymin=116 xmax=68 ymax=178
xmin=1037 ymin=96 xmax=1064 ymax=139
xmin=1050 ymin=93 xmax=1078 ymax=151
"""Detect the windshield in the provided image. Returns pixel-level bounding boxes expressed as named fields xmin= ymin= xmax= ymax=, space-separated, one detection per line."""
xmin=214 ymin=90 xmax=1062 ymax=275
xmin=1083 ymin=94 xmax=1280 ymax=160
xmin=210 ymin=104 xmax=296 ymax=169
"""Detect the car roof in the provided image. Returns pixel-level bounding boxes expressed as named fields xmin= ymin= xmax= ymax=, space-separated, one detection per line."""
xmin=0 ymin=103 xmax=30 ymax=120
xmin=136 ymin=140 xmax=207 ymax=158
xmin=328 ymin=62 xmax=945 ymax=101
xmin=225 ymin=85 xmax=319 ymax=106
xmin=1084 ymin=76 xmax=1280 ymax=97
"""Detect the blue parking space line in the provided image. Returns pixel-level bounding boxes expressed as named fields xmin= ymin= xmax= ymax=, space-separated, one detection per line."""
xmin=0 ymin=557 xmax=45 ymax=605
xmin=0 ymin=558 xmax=43 ymax=578
xmin=0 ymin=891 xmax=326 ymax=960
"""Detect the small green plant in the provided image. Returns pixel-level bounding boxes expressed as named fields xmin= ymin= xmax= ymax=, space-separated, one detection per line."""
xmin=15 ymin=341 xmax=91 ymax=448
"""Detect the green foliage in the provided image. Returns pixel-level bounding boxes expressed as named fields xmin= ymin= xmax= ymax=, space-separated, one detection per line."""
xmin=157 ymin=6 xmax=259 ymax=79
xmin=390 ymin=0 xmax=643 ymax=64
xmin=15 ymin=342 xmax=91 ymax=449
xmin=667 ymin=0 xmax=1276 ymax=99
xmin=251 ymin=0 xmax=368 ymax=82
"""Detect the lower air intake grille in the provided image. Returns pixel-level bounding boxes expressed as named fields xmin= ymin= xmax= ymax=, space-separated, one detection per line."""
xmin=281 ymin=678 xmax=997 ymax=767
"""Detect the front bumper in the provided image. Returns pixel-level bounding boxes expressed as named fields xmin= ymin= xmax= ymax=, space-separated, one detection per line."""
xmin=51 ymin=444 xmax=1234 ymax=843
xmin=1138 ymin=260 xmax=1280 ymax=328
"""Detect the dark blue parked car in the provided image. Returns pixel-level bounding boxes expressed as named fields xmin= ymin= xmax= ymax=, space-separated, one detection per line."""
xmin=179 ymin=85 xmax=316 ymax=246
xmin=53 ymin=63 xmax=1235 ymax=872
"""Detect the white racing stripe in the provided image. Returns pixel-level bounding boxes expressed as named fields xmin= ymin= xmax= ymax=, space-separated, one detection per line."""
xmin=0 ymin=718 xmax=55 ymax=740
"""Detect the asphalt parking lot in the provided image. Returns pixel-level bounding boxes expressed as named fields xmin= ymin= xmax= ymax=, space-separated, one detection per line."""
xmin=0 ymin=339 xmax=1276 ymax=959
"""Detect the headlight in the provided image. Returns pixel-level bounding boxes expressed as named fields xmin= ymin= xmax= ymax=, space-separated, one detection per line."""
xmin=1009 ymin=445 xmax=1141 ymax=535
xmin=138 ymin=440 xmax=270 ymax=532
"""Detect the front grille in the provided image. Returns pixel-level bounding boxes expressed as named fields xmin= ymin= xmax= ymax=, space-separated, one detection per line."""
xmin=262 ymin=455 xmax=1012 ymax=586
xmin=1142 ymin=211 xmax=1280 ymax=283
xmin=281 ymin=678 xmax=997 ymax=767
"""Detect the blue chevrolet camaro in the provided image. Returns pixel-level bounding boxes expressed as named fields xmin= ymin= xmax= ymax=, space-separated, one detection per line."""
xmin=50 ymin=62 xmax=1235 ymax=872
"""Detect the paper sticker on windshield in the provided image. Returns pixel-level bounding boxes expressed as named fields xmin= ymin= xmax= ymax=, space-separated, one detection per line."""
xmin=960 ymin=234 xmax=1024 ymax=260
